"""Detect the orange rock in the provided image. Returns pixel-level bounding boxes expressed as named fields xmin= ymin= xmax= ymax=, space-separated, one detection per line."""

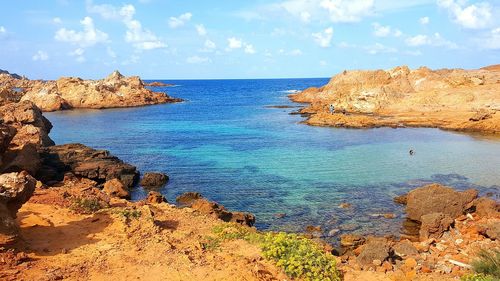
xmin=421 ymin=265 xmax=432 ymax=273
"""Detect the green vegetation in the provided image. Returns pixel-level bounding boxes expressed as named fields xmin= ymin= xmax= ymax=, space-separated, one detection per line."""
xmin=117 ymin=208 xmax=142 ymax=223
xmin=206 ymin=223 xmax=341 ymax=281
xmin=70 ymin=197 xmax=104 ymax=214
xmin=460 ymin=273 xmax=495 ymax=281
xmin=470 ymin=249 xmax=500 ymax=279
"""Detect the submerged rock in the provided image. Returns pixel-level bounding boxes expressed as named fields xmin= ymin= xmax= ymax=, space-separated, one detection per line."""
xmin=140 ymin=172 xmax=169 ymax=188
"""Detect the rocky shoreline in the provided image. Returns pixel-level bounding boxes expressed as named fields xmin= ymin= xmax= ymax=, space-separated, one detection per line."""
xmin=290 ymin=65 xmax=500 ymax=134
xmin=0 ymin=77 xmax=499 ymax=280
xmin=0 ymin=69 xmax=182 ymax=112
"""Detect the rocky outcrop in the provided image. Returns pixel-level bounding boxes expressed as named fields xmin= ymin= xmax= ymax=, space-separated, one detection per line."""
xmin=8 ymin=70 xmax=182 ymax=111
xmin=0 ymin=171 xmax=36 ymax=242
xmin=405 ymin=184 xmax=477 ymax=221
xmin=356 ymin=237 xmax=390 ymax=269
xmin=290 ymin=65 xmax=500 ymax=134
xmin=473 ymin=197 xmax=500 ymax=218
xmin=37 ymin=143 xmax=138 ymax=188
xmin=140 ymin=172 xmax=169 ymax=188
xmin=177 ymin=192 xmax=255 ymax=226
xmin=419 ymin=212 xmax=454 ymax=240
xmin=103 ymin=178 xmax=130 ymax=199
xmin=146 ymin=191 xmax=167 ymax=204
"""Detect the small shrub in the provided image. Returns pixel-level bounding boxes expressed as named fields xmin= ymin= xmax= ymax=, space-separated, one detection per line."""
xmin=471 ymin=249 xmax=500 ymax=278
xmin=260 ymin=232 xmax=341 ymax=281
xmin=70 ymin=197 xmax=104 ymax=214
xmin=461 ymin=273 xmax=495 ymax=281
xmin=117 ymin=208 xmax=142 ymax=223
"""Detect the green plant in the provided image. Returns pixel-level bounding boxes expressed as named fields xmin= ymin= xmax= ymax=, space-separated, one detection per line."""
xmin=260 ymin=232 xmax=341 ymax=281
xmin=70 ymin=197 xmax=104 ymax=214
xmin=117 ymin=208 xmax=142 ymax=222
xmin=471 ymin=249 xmax=500 ymax=278
xmin=206 ymin=223 xmax=341 ymax=281
xmin=461 ymin=273 xmax=495 ymax=281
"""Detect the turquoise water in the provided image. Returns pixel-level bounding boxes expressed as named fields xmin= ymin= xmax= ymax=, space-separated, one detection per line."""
xmin=44 ymin=78 xmax=500 ymax=239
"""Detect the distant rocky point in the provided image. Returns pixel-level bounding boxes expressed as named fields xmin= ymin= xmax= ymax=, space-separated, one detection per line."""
xmin=0 ymin=70 xmax=182 ymax=111
xmin=290 ymin=65 xmax=500 ymax=134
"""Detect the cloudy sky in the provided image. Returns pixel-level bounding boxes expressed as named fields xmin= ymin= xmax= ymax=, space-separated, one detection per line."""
xmin=1 ymin=0 xmax=499 ymax=79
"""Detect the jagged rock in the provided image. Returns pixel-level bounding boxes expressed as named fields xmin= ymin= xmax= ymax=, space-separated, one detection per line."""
xmin=393 ymin=239 xmax=419 ymax=258
xmin=0 ymin=171 xmax=36 ymax=241
xmin=394 ymin=194 xmax=408 ymax=205
xmin=189 ymin=197 xmax=255 ymax=227
xmin=0 ymin=101 xmax=54 ymax=147
xmin=140 ymin=172 xmax=169 ymax=188
xmin=176 ymin=192 xmax=202 ymax=205
xmin=340 ymin=234 xmax=366 ymax=248
xmin=17 ymin=70 xmax=182 ymax=112
xmin=37 ymin=143 xmax=138 ymax=187
xmin=356 ymin=237 xmax=390 ymax=269
xmin=419 ymin=212 xmax=454 ymax=240
xmin=478 ymin=222 xmax=500 ymax=240
xmin=103 ymin=178 xmax=130 ymax=199
xmin=469 ymin=110 xmax=493 ymax=121
xmin=1 ymin=143 xmax=41 ymax=175
xmin=146 ymin=191 xmax=167 ymax=204
xmin=473 ymin=197 xmax=500 ymax=218
xmin=406 ymin=184 xmax=478 ymax=221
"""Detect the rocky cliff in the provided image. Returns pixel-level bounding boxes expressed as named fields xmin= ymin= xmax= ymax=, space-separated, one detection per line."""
xmin=291 ymin=65 xmax=500 ymax=134
xmin=0 ymin=70 xmax=182 ymax=111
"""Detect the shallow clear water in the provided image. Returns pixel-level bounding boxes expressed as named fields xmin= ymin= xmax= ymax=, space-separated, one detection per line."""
xmin=45 ymin=78 xmax=500 ymax=239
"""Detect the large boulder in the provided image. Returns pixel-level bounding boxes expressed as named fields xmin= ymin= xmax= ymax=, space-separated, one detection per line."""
xmin=356 ymin=237 xmax=391 ymax=269
xmin=473 ymin=197 xmax=500 ymax=218
xmin=419 ymin=212 xmax=454 ymax=240
xmin=180 ymin=194 xmax=256 ymax=227
xmin=0 ymin=171 xmax=36 ymax=241
xmin=37 ymin=143 xmax=138 ymax=187
xmin=103 ymin=178 xmax=130 ymax=199
xmin=146 ymin=191 xmax=167 ymax=204
xmin=405 ymin=184 xmax=478 ymax=221
xmin=140 ymin=172 xmax=169 ymax=188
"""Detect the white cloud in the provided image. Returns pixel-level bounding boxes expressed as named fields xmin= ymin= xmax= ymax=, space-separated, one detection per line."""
xmin=195 ymin=24 xmax=207 ymax=36
xmin=364 ymin=43 xmax=397 ymax=54
xmin=227 ymin=37 xmax=243 ymax=49
xmin=477 ymin=27 xmax=500 ymax=49
xmin=405 ymin=32 xmax=458 ymax=48
xmin=122 ymin=54 xmax=140 ymax=65
xmin=87 ymin=2 xmax=166 ymax=50
xmin=0 ymin=26 xmax=5 ymax=34
xmin=53 ymin=17 xmax=62 ymax=24
xmin=419 ymin=16 xmax=429 ymax=25
xmin=107 ymin=46 xmax=117 ymax=58
xmin=69 ymin=48 xmax=85 ymax=62
xmin=320 ymin=0 xmax=374 ymax=22
xmin=244 ymin=44 xmax=256 ymax=54
xmin=32 ymin=50 xmax=49 ymax=61
xmin=312 ymin=27 xmax=334 ymax=47
xmin=288 ymin=49 xmax=303 ymax=56
xmin=55 ymin=17 xmax=109 ymax=47
xmin=186 ymin=55 xmax=211 ymax=64
xmin=372 ymin=22 xmax=402 ymax=37
xmin=204 ymin=39 xmax=216 ymax=50
xmin=169 ymin=12 xmax=192 ymax=28
xmin=320 ymin=60 xmax=327 ymax=66
xmin=437 ymin=0 xmax=493 ymax=29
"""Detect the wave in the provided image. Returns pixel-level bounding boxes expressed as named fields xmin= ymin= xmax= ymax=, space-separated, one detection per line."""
xmin=280 ymin=89 xmax=301 ymax=94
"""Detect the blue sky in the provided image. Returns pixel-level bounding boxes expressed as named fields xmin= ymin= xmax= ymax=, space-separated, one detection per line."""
xmin=0 ymin=0 xmax=499 ymax=79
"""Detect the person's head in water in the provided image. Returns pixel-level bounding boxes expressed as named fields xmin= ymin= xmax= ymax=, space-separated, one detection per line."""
xmin=409 ymin=149 xmax=414 ymax=156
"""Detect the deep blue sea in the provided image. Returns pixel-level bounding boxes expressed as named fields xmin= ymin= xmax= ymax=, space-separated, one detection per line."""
xmin=44 ymin=78 xmax=500 ymax=239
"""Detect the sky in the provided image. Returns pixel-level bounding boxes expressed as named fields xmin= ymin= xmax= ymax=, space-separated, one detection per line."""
xmin=0 ymin=0 xmax=499 ymax=79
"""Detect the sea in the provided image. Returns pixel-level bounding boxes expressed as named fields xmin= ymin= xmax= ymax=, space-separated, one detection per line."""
xmin=44 ymin=78 xmax=500 ymax=240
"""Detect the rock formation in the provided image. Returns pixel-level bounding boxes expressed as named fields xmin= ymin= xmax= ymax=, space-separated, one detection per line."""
xmin=290 ymin=65 xmax=500 ymax=134
xmin=140 ymin=172 xmax=169 ymax=188
xmin=37 ymin=143 xmax=139 ymax=188
xmin=1 ymin=70 xmax=182 ymax=112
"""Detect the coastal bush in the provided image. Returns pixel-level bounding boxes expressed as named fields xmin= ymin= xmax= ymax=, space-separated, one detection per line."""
xmin=70 ymin=197 xmax=104 ymax=214
xmin=470 ymin=249 xmax=500 ymax=278
xmin=460 ymin=273 xmax=495 ymax=281
xmin=207 ymin=223 xmax=341 ymax=281
xmin=260 ymin=232 xmax=341 ymax=281
xmin=117 ymin=208 xmax=142 ymax=223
